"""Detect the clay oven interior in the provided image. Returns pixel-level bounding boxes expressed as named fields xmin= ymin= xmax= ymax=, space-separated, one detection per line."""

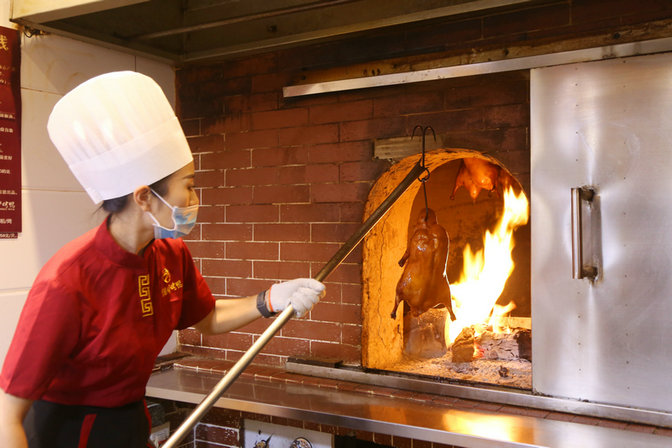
xmin=362 ymin=149 xmax=531 ymax=388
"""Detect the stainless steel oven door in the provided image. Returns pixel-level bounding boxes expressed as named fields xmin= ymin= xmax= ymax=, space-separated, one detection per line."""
xmin=531 ymin=52 xmax=672 ymax=412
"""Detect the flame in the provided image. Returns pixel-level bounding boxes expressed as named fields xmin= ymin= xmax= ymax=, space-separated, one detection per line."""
xmin=445 ymin=186 xmax=529 ymax=345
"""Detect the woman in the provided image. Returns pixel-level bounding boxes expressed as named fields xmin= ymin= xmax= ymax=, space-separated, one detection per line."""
xmin=0 ymin=71 xmax=324 ymax=448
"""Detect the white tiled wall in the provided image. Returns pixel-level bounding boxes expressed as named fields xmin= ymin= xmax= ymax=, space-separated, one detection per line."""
xmin=0 ymin=1 xmax=177 ymax=363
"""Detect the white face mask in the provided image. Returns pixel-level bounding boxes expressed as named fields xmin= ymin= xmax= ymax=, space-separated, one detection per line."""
xmin=147 ymin=189 xmax=198 ymax=239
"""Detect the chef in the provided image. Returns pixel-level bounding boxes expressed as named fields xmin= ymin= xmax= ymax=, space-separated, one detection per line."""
xmin=0 ymin=71 xmax=324 ymax=448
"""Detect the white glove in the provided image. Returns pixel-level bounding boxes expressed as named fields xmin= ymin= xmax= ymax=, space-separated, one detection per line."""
xmin=266 ymin=278 xmax=325 ymax=318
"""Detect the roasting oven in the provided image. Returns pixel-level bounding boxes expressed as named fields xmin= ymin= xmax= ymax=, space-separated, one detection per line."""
xmin=328 ymin=51 xmax=672 ymax=426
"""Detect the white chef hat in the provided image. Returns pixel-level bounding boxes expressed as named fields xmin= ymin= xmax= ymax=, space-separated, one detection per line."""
xmin=47 ymin=71 xmax=193 ymax=204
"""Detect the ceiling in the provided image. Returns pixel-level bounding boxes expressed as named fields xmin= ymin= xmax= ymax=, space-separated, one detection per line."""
xmin=11 ymin=0 xmax=532 ymax=64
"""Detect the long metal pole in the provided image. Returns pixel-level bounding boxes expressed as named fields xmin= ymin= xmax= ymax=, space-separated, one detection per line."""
xmin=163 ymin=162 xmax=424 ymax=448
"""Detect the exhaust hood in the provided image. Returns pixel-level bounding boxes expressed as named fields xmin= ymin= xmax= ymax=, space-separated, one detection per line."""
xmin=10 ymin=0 xmax=531 ymax=64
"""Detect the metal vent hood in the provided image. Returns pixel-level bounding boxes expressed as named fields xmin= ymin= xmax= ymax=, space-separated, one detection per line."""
xmin=11 ymin=0 xmax=531 ymax=64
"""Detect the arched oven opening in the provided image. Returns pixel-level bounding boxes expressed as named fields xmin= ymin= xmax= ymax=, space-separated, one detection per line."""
xmin=362 ymin=148 xmax=531 ymax=389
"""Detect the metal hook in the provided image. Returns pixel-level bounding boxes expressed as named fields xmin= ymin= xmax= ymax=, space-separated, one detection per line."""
xmin=411 ymin=125 xmax=436 ymax=219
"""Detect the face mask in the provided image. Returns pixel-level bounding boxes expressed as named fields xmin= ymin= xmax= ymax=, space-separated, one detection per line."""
xmin=147 ymin=189 xmax=198 ymax=239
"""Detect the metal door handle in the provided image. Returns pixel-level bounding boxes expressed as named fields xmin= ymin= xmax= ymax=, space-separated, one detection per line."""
xmin=571 ymin=186 xmax=597 ymax=280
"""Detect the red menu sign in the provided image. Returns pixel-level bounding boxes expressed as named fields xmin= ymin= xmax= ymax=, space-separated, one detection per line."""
xmin=0 ymin=26 xmax=20 ymax=239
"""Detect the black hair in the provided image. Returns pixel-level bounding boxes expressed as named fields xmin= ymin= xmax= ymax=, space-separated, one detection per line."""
xmin=100 ymin=174 xmax=172 ymax=214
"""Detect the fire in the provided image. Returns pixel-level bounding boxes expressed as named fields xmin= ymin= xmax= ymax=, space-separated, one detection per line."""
xmin=445 ymin=186 xmax=529 ymax=345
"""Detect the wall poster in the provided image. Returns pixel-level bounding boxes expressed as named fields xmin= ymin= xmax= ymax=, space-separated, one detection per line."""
xmin=0 ymin=26 xmax=20 ymax=239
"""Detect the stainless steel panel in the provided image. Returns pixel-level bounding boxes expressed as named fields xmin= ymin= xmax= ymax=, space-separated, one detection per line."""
xmin=147 ymin=368 xmax=672 ymax=448
xmin=531 ymin=53 xmax=672 ymax=412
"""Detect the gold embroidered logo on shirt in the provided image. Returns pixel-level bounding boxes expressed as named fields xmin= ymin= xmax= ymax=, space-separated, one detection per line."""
xmin=162 ymin=268 xmax=171 ymax=284
xmin=138 ymin=274 xmax=154 ymax=317
xmin=160 ymin=267 xmax=184 ymax=297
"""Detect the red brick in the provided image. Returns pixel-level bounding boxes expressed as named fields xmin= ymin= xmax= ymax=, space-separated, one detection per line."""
xmin=227 ymin=167 xmax=279 ymax=186
xmin=202 ymin=259 xmax=252 ymax=278
xmin=653 ymin=427 xmax=672 ymax=437
xmin=624 ymin=423 xmax=656 ymax=434
xmin=195 ymin=170 xmax=223 ymax=187
xmin=223 ymin=112 xmax=253 ymax=133
xmin=278 ymin=124 xmax=339 ymax=146
xmin=221 ymin=95 xmax=248 ymax=114
xmin=186 ymin=241 xmax=225 ymax=259
xmin=281 ymin=242 xmax=340 ymax=262
xmin=392 ymin=435 xmax=413 ymax=448
xmin=278 ymin=165 xmax=307 ymax=184
xmin=408 ymin=109 xmax=484 ymax=135
xmin=178 ymin=328 xmax=201 ymax=346
xmin=251 ymin=108 xmax=308 ymax=130
xmin=195 ymin=425 xmax=239 ymax=446
xmin=341 ymin=283 xmax=362 ymax=304
xmin=251 ymin=71 xmax=292 ymax=93
xmin=412 ymin=439 xmax=432 ymax=448
xmin=202 ymin=223 xmax=253 ymax=241
xmin=311 ymin=182 xmax=371 ymax=203
xmin=340 ymin=117 xmax=405 ymax=141
xmin=306 ymin=164 xmax=339 ymax=183
xmin=484 ymin=3 xmax=569 ymax=38
xmin=252 ymin=146 xmax=309 ymax=167
xmin=180 ymin=118 xmax=201 ymax=136
xmin=188 ymin=134 xmax=224 ymax=154
xmin=264 ymin=336 xmax=310 ymax=356
xmin=254 ymin=224 xmax=310 ymax=242
xmin=325 ymin=263 xmax=361 ymax=284
xmin=227 ymin=204 xmax=279 ymax=222
xmin=201 ymin=149 xmax=251 ymax=170
xmin=227 ymin=241 xmax=278 ymax=260
xmin=311 ymin=303 xmax=361 ymax=325
xmin=280 ymin=204 xmax=341 ymax=222
xmin=202 ymin=277 xmax=226 ymax=296
xmin=310 ymin=99 xmax=373 ymax=124
xmin=319 ymin=282 xmax=342 ymax=303
xmin=444 ymin=74 xmax=528 ymax=109
xmin=193 ymin=204 xmax=225 ymax=223
xmin=253 ymin=261 xmax=310 ymax=280
xmin=342 ymin=324 xmax=360 ymax=345
xmin=483 ymin=104 xmax=529 ymax=129
xmin=282 ymin=320 xmax=341 ymax=343
xmin=340 ymin=160 xmax=388 ymax=182
xmin=308 ymin=141 xmax=372 ymax=163
xmin=202 ymin=331 xmax=254 ymax=351
xmin=253 ymin=185 xmax=310 ymax=204
xmin=311 ymin=223 xmax=360 ymax=242
xmin=203 ymin=186 xmax=253 ymax=205
xmin=373 ymin=433 xmax=392 ymax=446
xmin=341 ymin=202 xmax=366 ymax=222
xmin=354 ymin=430 xmax=374 ymax=442
xmin=227 ymin=278 xmax=274 ymax=297
xmin=310 ymin=340 xmax=359 ymax=363
xmin=225 ymin=129 xmax=278 ymax=150
xmin=373 ymin=92 xmax=443 ymax=117
xmin=203 ymin=115 xmax=246 ymax=135
xmin=250 ymin=92 xmax=279 ymax=111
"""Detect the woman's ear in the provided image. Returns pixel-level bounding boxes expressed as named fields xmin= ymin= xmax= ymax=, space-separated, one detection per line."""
xmin=133 ymin=186 xmax=153 ymax=212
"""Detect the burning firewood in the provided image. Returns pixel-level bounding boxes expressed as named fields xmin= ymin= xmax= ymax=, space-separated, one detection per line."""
xmin=451 ymin=327 xmax=475 ymax=363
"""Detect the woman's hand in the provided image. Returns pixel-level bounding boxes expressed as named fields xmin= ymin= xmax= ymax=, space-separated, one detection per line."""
xmin=266 ymin=278 xmax=325 ymax=317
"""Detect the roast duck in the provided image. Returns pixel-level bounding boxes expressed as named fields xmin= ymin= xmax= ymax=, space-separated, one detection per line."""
xmin=451 ymin=157 xmax=512 ymax=201
xmin=393 ymin=208 xmax=456 ymax=321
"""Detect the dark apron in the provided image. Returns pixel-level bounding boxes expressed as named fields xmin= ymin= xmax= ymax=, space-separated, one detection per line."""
xmin=24 ymin=399 xmax=151 ymax=448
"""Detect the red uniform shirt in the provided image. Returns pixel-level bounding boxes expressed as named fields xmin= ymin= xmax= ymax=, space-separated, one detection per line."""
xmin=0 ymin=219 xmax=215 ymax=407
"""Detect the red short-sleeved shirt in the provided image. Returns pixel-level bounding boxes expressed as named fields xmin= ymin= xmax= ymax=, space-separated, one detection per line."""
xmin=0 ymin=219 xmax=215 ymax=407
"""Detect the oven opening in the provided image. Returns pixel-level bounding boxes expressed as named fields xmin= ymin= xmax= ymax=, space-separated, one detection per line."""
xmin=362 ymin=149 xmax=531 ymax=389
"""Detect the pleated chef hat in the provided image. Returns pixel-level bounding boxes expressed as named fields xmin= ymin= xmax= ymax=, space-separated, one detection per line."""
xmin=47 ymin=71 xmax=193 ymax=203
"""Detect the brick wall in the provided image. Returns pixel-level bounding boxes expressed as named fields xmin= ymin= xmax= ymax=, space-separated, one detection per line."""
xmin=175 ymin=0 xmax=672 ymax=368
